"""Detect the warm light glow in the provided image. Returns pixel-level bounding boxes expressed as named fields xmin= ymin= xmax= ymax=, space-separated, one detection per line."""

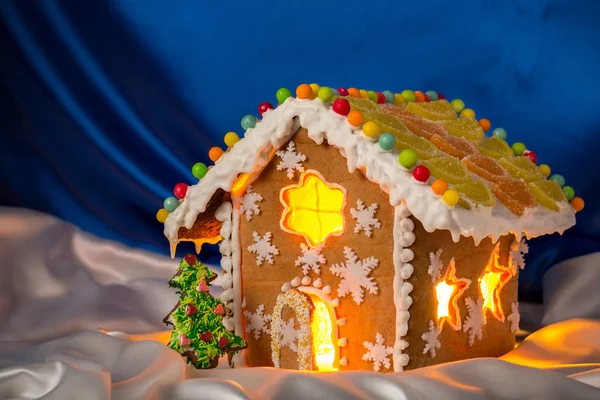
xmin=232 ymin=173 xmax=252 ymax=198
xmin=280 ymin=170 xmax=347 ymax=248
xmin=310 ymin=297 xmax=337 ymax=371
xmin=435 ymin=258 xmax=470 ymax=330
xmin=479 ymin=244 xmax=512 ymax=322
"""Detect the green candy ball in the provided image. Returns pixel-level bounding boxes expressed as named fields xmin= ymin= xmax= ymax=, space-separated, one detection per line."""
xmin=492 ymin=128 xmax=507 ymax=141
xmin=425 ymin=90 xmax=439 ymax=101
xmin=241 ymin=114 xmax=257 ymax=131
xmin=383 ymin=90 xmax=395 ymax=104
xmin=191 ymin=162 xmax=208 ymax=179
xmin=276 ymin=88 xmax=292 ymax=104
xmin=512 ymin=142 xmax=526 ymax=156
xmin=451 ymin=99 xmax=465 ymax=113
xmin=317 ymin=87 xmax=334 ymax=102
xmin=378 ymin=132 xmax=396 ymax=151
xmin=164 ymin=196 xmax=180 ymax=212
xmin=398 ymin=148 xmax=419 ymax=169
xmin=563 ymin=186 xmax=575 ymax=201
xmin=550 ymin=174 xmax=566 ymax=187
xmin=368 ymin=90 xmax=378 ymax=103
xmin=401 ymin=90 xmax=416 ymax=103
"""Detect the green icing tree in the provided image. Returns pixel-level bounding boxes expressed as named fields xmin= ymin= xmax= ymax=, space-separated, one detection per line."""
xmin=164 ymin=254 xmax=246 ymax=369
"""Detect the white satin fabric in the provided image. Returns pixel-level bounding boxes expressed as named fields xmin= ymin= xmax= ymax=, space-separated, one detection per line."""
xmin=0 ymin=207 xmax=599 ymax=399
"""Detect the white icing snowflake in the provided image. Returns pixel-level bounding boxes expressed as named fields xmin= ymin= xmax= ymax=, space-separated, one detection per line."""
xmin=422 ymin=320 xmax=442 ymax=358
xmin=330 ymin=247 xmax=379 ymax=305
xmin=509 ymin=238 xmax=529 ymax=275
xmin=362 ymin=332 xmax=393 ymax=372
xmin=428 ymin=249 xmax=443 ymax=283
xmin=240 ymin=186 xmax=263 ymax=221
xmin=295 ymin=243 xmax=326 ymax=275
xmin=247 ymin=231 xmax=279 ymax=266
xmin=463 ymin=297 xmax=486 ymax=346
xmin=507 ymin=302 xmax=520 ymax=333
xmin=280 ymin=318 xmax=299 ymax=352
xmin=276 ymin=141 xmax=306 ymax=179
xmin=244 ymin=304 xmax=272 ymax=340
xmin=350 ymin=200 xmax=381 ymax=237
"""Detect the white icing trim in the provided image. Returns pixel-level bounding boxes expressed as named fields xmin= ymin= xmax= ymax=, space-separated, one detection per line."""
xmin=230 ymin=200 xmax=246 ymax=367
xmin=164 ymin=98 xmax=575 ymax=245
xmin=215 ymin=202 xmax=235 ymax=331
xmin=392 ymin=203 xmax=414 ymax=371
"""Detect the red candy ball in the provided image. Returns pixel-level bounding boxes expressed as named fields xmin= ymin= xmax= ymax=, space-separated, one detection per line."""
xmin=423 ymin=93 xmax=431 ymax=102
xmin=413 ymin=165 xmax=430 ymax=182
xmin=376 ymin=92 xmax=386 ymax=104
xmin=258 ymin=102 xmax=274 ymax=116
xmin=332 ymin=98 xmax=351 ymax=115
xmin=338 ymin=87 xmax=349 ymax=96
xmin=523 ymin=150 xmax=538 ymax=164
xmin=438 ymin=92 xmax=445 ymax=100
xmin=173 ymin=183 xmax=188 ymax=199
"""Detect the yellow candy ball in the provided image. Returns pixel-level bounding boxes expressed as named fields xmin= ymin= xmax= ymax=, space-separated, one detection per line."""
xmin=442 ymin=189 xmax=459 ymax=206
xmin=394 ymin=93 xmax=405 ymax=106
xmin=224 ymin=131 xmax=240 ymax=147
xmin=539 ymin=164 xmax=551 ymax=178
xmin=461 ymin=108 xmax=476 ymax=119
xmin=309 ymin=83 xmax=320 ymax=99
xmin=362 ymin=121 xmax=381 ymax=138
xmin=156 ymin=208 xmax=169 ymax=223
xmin=359 ymin=89 xmax=370 ymax=99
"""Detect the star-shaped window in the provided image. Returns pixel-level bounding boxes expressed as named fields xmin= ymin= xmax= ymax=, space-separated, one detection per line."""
xmin=479 ymin=243 xmax=513 ymax=322
xmin=435 ymin=258 xmax=471 ymax=331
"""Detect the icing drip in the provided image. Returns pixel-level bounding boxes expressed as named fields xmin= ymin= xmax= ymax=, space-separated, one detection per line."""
xmin=392 ymin=203 xmax=414 ymax=371
xmin=164 ymin=98 xmax=575 ymax=246
xmin=215 ymin=202 xmax=235 ymax=331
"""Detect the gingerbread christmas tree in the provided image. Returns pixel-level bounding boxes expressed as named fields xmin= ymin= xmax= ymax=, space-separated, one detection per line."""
xmin=164 ymin=254 xmax=246 ymax=369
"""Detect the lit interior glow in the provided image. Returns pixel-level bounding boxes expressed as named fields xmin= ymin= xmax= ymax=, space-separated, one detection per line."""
xmin=310 ymin=297 xmax=337 ymax=371
xmin=280 ymin=170 xmax=347 ymax=248
xmin=435 ymin=258 xmax=470 ymax=330
xmin=232 ymin=173 xmax=252 ymax=198
xmin=479 ymin=244 xmax=512 ymax=322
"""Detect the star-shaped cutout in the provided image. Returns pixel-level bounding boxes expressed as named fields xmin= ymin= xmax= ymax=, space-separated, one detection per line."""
xmin=435 ymin=258 xmax=471 ymax=331
xmin=279 ymin=170 xmax=347 ymax=248
xmin=479 ymin=243 xmax=513 ymax=322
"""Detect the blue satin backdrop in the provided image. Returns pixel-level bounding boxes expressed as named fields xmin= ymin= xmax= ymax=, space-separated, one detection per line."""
xmin=1 ymin=0 xmax=599 ymax=302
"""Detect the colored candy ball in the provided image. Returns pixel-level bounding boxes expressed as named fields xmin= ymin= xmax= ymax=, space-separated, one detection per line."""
xmin=318 ymin=86 xmax=334 ymax=102
xmin=401 ymin=90 xmax=416 ymax=102
xmin=348 ymin=88 xmax=360 ymax=97
xmin=224 ymin=131 xmax=240 ymax=147
xmin=276 ymin=87 xmax=292 ymax=104
xmin=461 ymin=108 xmax=476 ymax=119
xmin=549 ymin=174 xmax=565 ymax=187
xmin=511 ymin=142 xmax=526 ymax=156
xmin=163 ymin=196 xmax=179 ymax=212
xmin=479 ymin=118 xmax=491 ymax=132
xmin=398 ymin=149 xmax=419 ymax=169
xmin=378 ymin=132 xmax=396 ymax=151
xmin=563 ymin=186 xmax=575 ymax=201
xmin=383 ymin=90 xmax=395 ymax=104
xmin=523 ymin=150 xmax=538 ymax=164
xmin=362 ymin=121 xmax=381 ymax=138
xmin=191 ymin=162 xmax=208 ymax=179
xmin=414 ymin=91 xmax=425 ymax=102
xmin=413 ymin=165 xmax=430 ymax=182
xmin=347 ymin=110 xmax=363 ymax=127
xmin=332 ymin=98 xmax=351 ymax=116
xmin=241 ymin=114 xmax=257 ymax=130
xmin=258 ymin=102 xmax=274 ymax=116
xmin=368 ymin=90 xmax=378 ymax=103
xmin=451 ymin=99 xmax=465 ymax=113
xmin=338 ymin=87 xmax=349 ymax=96
xmin=156 ymin=208 xmax=169 ymax=223
xmin=571 ymin=197 xmax=584 ymax=212
xmin=442 ymin=189 xmax=460 ymax=206
xmin=309 ymin=83 xmax=320 ymax=98
xmin=173 ymin=183 xmax=188 ymax=199
xmin=394 ymin=93 xmax=405 ymax=106
xmin=359 ymin=89 xmax=369 ymax=99
xmin=376 ymin=92 xmax=386 ymax=104
xmin=208 ymin=147 xmax=224 ymax=162
xmin=437 ymin=93 xmax=445 ymax=100
xmin=331 ymin=88 xmax=339 ymax=97
xmin=431 ymin=179 xmax=448 ymax=195
xmin=296 ymin=84 xmax=312 ymax=99
xmin=426 ymin=90 xmax=439 ymax=101
xmin=492 ymin=128 xmax=507 ymax=141
xmin=538 ymin=164 xmax=551 ymax=178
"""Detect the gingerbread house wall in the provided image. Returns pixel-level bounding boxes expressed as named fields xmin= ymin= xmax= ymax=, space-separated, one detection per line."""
xmin=238 ymin=128 xmax=397 ymax=371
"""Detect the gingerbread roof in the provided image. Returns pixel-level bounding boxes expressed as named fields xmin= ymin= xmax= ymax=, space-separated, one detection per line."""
xmin=160 ymin=86 xmax=582 ymax=248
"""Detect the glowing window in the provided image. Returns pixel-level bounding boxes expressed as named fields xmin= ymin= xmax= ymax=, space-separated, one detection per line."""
xmin=479 ymin=244 xmax=512 ymax=322
xmin=279 ymin=170 xmax=347 ymax=248
xmin=310 ymin=297 xmax=337 ymax=371
xmin=435 ymin=258 xmax=470 ymax=330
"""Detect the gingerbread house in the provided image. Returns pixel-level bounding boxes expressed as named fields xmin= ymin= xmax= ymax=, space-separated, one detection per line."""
xmin=159 ymin=85 xmax=582 ymax=372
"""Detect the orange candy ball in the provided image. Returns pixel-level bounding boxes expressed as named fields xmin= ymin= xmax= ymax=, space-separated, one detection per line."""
xmin=414 ymin=91 xmax=425 ymax=102
xmin=348 ymin=88 xmax=360 ymax=98
xmin=479 ymin=118 xmax=491 ymax=132
xmin=431 ymin=179 xmax=448 ymax=195
xmin=347 ymin=110 xmax=363 ymax=127
xmin=296 ymin=84 xmax=313 ymax=99
xmin=571 ymin=197 xmax=585 ymax=212
xmin=208 ymin=147 xmax=224 ymax=162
